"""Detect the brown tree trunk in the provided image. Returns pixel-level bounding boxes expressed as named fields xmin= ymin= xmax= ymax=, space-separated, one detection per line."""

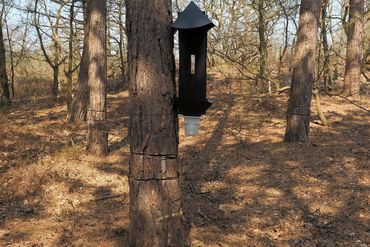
xmin=343 ymin=0 xmax=364 ymax=96
xmin=321 ymin=0 xmax=332 ymax=89
xmin=66 ymin=72 xmax=73 ymax=111
xmin=68 ymin=0 xmax=90 ymax=122
xmin=4 ymin=16 xmax=15 ymax=99
xmin=285 ymin=0 xmax=321 ymax=143
xmin=258 ymin=0 xmax=268 ymax=93
xmin=86 ymin=0 xmax=108 ymax=156
xmin=33 ymin=0 xmax=63 ymax=102
xmin=278 ymin=15 xmax=289 ymax=84
xmin=0 ymin=17 xmax=10 ymax=106
xmin=52 ymin=66 xmax=59 ymax=101
xmin=117 ymin=1 xmax=126 ymax=91
xmin=66 ymin=0 xmax=76 ymax=114
xmin=126 ymin=0 xmax=186 ymax=246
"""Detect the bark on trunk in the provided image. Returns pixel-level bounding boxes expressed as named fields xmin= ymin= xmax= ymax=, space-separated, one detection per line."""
xmin=343 ymin=0 xmax=364 ymax=96
xmin=66 ymin=73 xmax=73 ymax=112
xmin=0 ymin=19 xmax=10 ymax=106
xmin=5 ymin=17 xmax=15 ymax=99
xmin=52 ymin=66 xmax=59 ymax=101
xmin=86 ymin=0 xmax=108 ymax=156
xmin=66 ymin=0 xmax=75 ymax=114
xmin=117 ymin=2 xmax=126 ymax=91
xmin=126 ymin=0 xmax=186 ymax=245
xmin=285 ymin=0 xmax=321 ymax=143
xmin=278 ymin=15 xmax=289 ymax=84
xmin=321 ymin=0 xmax=332 ymax=89
xmin=68 ymin=0 xmax=90 ymax=122
xmin=258 ymin=0 xmax=268 ymax=93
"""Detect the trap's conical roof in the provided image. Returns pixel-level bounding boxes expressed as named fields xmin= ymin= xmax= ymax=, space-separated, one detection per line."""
xmin=172 ymin=1 xmax=215 ymax=30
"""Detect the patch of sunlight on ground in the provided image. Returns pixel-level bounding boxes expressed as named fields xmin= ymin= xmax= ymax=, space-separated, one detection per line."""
xmin=292 ymin=184 xmax=345 ymax=215
xmin=228 ymin=163 xmax=270 ymax=182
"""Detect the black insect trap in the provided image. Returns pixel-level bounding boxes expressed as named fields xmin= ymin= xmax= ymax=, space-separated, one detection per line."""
xmin=172 ymin=1 xmax=215 ymax=136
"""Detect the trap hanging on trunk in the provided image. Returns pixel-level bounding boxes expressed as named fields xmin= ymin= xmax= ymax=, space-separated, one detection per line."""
xmin=172 ymin=1 xmax=215 ymax=136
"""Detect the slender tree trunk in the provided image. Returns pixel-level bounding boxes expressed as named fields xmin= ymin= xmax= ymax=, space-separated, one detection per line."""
xmin=66 ymin=0 xmax=75 ymax=113
xmin=34 ymin=0 xmax=62 ymax=102
xmin=86 ymin=0 xmax=108 ymax=156
xmin=52 ymin=65 xmax=59 ymax=101
xmin=4 ymin=18 xmax=15 ymax=99
xmin=66 ymin=72 xmax=73 ymax=111
xmin=126 ymin=0 xmax=186 ymax=246
xmin=285 ymin=0 xmax=321 ymax=143
xmin=106 ymin=8 xmax=113 ymax=79
xmin=278 ymin=16 xmax=289 ymax=83
xmin=343 ymin=0 xmax=364 ymax=96
xmin=68 ymin=0 xmax=90 ymax=122
xmin=0 ymin=18 xmax=10 ymax=106
xmin=288 ymin=37 xmax=296 ymax=84
xmin=51 ymin=10 xmax=62 ymax=102
xmin=258 ymin=0 xmax=268 ymax=92
xmin=117 ymin=1 xmax=126 ymax=90
xmin=321 ymin=0 xmax=332 ymax=89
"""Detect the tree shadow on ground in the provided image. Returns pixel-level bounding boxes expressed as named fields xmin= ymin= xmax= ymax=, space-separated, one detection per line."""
xmin=0 ymin=92 xmax=130 ymax=246
xmin=56 ymin=183 xmax=129 ymax=246
xmin=1 ymin=88 xmax=369 ymax=246
xmin=180 ymin=92 xmax=370 ymax=246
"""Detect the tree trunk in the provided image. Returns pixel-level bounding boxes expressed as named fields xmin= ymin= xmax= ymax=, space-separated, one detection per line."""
xmin=33 ymin=0 xmax=62 ymax=102
xmin=126 ymin=0 xmax=186 ymax=246
xmin=66 ymin=0 xmax=75 ymax=114
xmin=0 ymin=18 xmax=10 ymax=106
xmin=343 ymin=0 xmax=364 ymax=96
xmin=321 ymin=0 xmax=332 ymax=89
xmin=258 ymin=0 xmax=268 ymax=93
xmin=66 ymin=72 xmax=73 ymax=112
xmin=106 ymin=11 xmax=114 ymax=79
xmin=86 ymin=0 xmax=108 ymax=156
xmin=68 ymin=0 xmax=90 ymax=122
xmin=285 ymin=0 xmax=321 ymax=143
xmin=52 ymin=65 xmax=59 ymax=101
xmin=278 ymin=15 xmax=289 ymax=84
xmin=5 ymin=17 xmax=15 ymax=99
xmin=117 ymin=1 xmax=126 ymax=91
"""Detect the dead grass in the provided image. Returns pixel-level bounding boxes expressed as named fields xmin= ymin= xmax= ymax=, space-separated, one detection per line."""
xmin=0 ymin=79 xmax=369 ymax=246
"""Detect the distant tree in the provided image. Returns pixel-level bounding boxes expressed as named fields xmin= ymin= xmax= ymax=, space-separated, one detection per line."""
xmin=107 ymin=0 xmax=126 ymax=89
xmin=343 ymin=0 xmax=364 ymax=96
xmin=4 ymin=9 xmax=29 ymax=99
xmin=0 ymin=0 xmax=10 ymax=106
xmin=68 ymin=0 xmax=90 ymax=122
xmin=285 ymin=0 xmax=322 ymax=143
xmin=33 ymin=0 xmax=65 ymax=101
xmin=320 ymin=0 xmax=332 ymax=89
xmin=64 ymin=0 xmax=80 ymax=115
xmin=257 ymin=0 xmax=268 ymax=92
xmin=276 ymin=0 xmax=299 ymax=85
xmin=86 ymin=0 xmax=108 ymax=155
xmin=126 ymin=0 xmax=186 ymax=245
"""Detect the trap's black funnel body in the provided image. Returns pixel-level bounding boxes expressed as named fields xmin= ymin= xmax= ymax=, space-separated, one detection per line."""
xmin=172 ymin=1 xmax=215 ymax=117
xmin=172 ymin=1 xmax=215 ymax=30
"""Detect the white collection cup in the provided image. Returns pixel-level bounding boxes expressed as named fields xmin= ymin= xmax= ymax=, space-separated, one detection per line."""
xmin=184 ymin=116 xmax=201 ymax=136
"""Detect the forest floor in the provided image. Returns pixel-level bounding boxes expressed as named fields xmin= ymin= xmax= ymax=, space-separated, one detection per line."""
xmin=0 ymin=77 xmax=369 ymax=247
